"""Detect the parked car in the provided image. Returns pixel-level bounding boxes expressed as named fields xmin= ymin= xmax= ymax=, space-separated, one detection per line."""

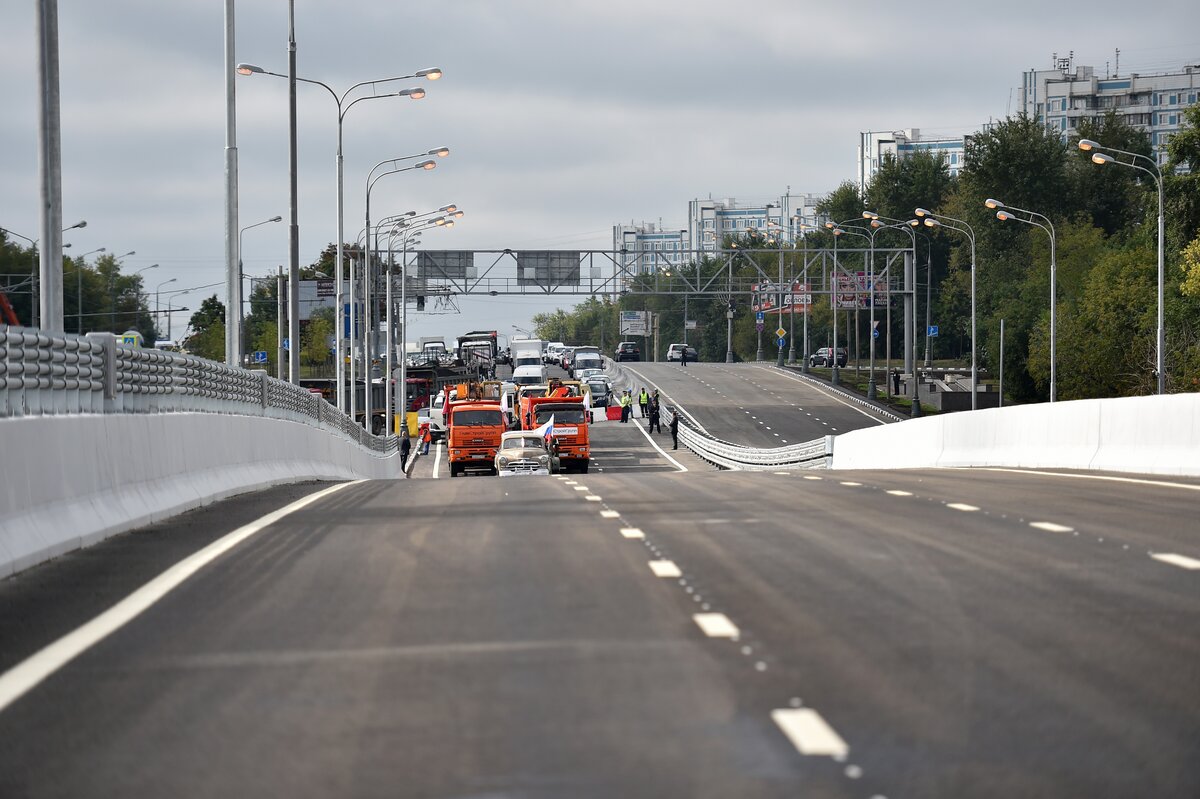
xmin=616 ymin=341 xmax=640 ymax=361
xmin=808 ymin=347 xmax=847 ymax=368
xmin=665 ymin=343 xmax=698 ymax=362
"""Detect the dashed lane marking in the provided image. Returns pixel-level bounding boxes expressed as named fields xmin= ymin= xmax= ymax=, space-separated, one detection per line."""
xmin=649 ymin=560 xmax=683 ymax=578
xmin=585 ymin=495 xmax=602 ymax=502
xmin=573 ymin=486 xmax=589 ymax=491
xmin=600 ymin=510 xmax=620 ymax=519
xmin=803 ymin=475 xmax=822 ymax=481
xmin=620 ymin=527 xmax=645 ymax=539
xmin=840 ymin=481 xmax=862 ymax=487
xmin=1030 ymin=521 xmax=1074 ymax=533
xmin=771 ymin=708 xmax=850 ymax=757
xmin=1152 ymin=553 xmax=1200 ymax=570
xmin=947 ymin=503 xmax=980 ymax=512
xmin=886 ymin=490 xmax=913 ymax=497
xmin=692 ymin=613 xmax=740 ymax=638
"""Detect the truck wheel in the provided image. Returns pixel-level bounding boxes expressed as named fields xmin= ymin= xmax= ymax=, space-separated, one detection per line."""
xmin=579 ymin=462 xmax=589 ymax=474
xmin=449 ymin=464 xmax=458 ymax=477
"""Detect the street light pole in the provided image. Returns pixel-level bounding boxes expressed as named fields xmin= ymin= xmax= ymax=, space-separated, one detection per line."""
xmin=154 ymin=277 xmax=177 ymax=337
xmin=1079 ymin=139 xmax=1165 ymax=394
xmin=917 ymin=208 xmax=977 ymax=410
xmin=238 ymin=215 xmax=283 ymax=365
xmin=987 ymin=199 xmax=1057 ymax=402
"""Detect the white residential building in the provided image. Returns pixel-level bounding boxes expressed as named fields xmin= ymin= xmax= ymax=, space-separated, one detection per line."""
xmin=612 ymin=221 xmax=688 ymax=276
xmin=857 ymin=129 xmax=973 ymax=193
xmin=686 ymin=193 xmax=825 ymax=256
xmin=1020 ymin=53 xmax=1199 ymax=167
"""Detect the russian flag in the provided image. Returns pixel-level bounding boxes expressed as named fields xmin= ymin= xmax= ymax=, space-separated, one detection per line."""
xmin=532 ymin=414 xmax=555 ymax=441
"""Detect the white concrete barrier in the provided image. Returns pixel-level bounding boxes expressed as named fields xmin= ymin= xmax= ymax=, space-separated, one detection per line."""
xmin=0 ymin=413 xmax=400 ymax=578
xmin=832 ymin=393 xmax=1200 ymax=476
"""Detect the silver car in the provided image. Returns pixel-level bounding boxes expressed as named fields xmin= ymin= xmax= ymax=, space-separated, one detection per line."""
xmin=494 ymin=431 xmax=556 ymax=476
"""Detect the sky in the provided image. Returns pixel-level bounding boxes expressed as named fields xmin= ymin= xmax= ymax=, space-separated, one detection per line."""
xmin=2 ymin=0 xmax=1198 ymax=346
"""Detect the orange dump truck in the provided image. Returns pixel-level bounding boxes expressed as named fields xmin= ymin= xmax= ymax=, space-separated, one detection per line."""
xmin=522 ymin=395 xmax=591 ymax=474
xmin=447 ymin=400 xmax=507 ymax=477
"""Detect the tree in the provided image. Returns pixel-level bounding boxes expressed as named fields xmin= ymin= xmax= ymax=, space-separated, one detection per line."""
xmin=1069 ymin=111 xmax=1154 ymax=236
xmin=183 ymin=295 xmax=226 ymax=360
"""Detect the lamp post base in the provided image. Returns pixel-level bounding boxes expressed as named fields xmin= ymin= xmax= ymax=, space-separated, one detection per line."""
xmin=831 ymin=366 xmax=840 ymax=386
xmin=776 ymin=347 xmax=785 ymax=367
xmin=867 ymin=379 xmax=877 ymax=400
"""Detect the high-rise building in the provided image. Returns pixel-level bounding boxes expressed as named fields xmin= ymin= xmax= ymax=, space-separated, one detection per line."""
xmin=612 ymin=221 xmax=688 ymax=276
xmin=857 ymin=129 xmax=974 ymax=194
xmin=1020 ymin=53 xmax=1199 ymax=167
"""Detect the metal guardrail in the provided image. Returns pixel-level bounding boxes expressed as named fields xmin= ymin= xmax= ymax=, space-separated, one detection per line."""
xmin=0 ymin=327 xmax=395 ymax=454
xmin=668 ymin=405 xmax=832 ymax=470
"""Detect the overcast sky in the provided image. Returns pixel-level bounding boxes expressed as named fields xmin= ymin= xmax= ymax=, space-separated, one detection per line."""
xmin=2 ymin=1 xmax=1198 ymax=345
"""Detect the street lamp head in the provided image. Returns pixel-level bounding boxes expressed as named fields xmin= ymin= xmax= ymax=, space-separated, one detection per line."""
xmin=869 ymin=219 xmax=882 ymax=228
xmin=1092 ymin=152 xmax=1114 ymax=165
xmin=405 ymin=210 xmax=418 ymax=216
xmin=66 ymin=220 xmax=87 ymax=231
xmin=923 ymin=218 xmax=940 ymax=228
xmin=450 ymin=210 xmax=464 ymax=219
xmin=270 ymin=215 xmax=282 ymax=223
xmin=862 ymin=211 xmax=879 ymax=220
xmin=915 ymin=207 xmax=931 ymax=218
xmin=444 ymin=220 xmax=455 ymax=228
xmin=397 ymin=87 xmax=426 ymax=100
xmin=832 ymin=228 xmax=844 ymax=236
xmin=996 ymin=211 xmax=1014 ymax=222
xmin=984 ymin=198 xmax=1004 ymax=210
xmin=416 ymin=67 xmax=443 ymax=80
xmin=429 ymin=146 xmax=450 ymax=157
xmin=417 ymin=159 xmax=437 ymax=170
xmin=1078 ymin=138 xmax=1099 ymax=152
xmin=236 ymin=63 xmax=264 ymax=76
xmin=824 ymin=221 xmax=835 ymax=229
xmin=907 ymin=219 xmax=920 ymax=227
xmin=432 ymin=216 xmax=448 ymax=226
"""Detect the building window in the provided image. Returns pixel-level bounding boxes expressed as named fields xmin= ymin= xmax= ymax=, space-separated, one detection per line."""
xmin=703 ymin=220 xmax=714 ymax=229
xmin=1170 ymin=115 xmax=1178 ymax=125
xmin=1169 ymin=94 xmax=1177 ymax=105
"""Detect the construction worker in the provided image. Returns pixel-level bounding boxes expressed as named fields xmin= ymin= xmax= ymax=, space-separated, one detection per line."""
xmin=638 ymin=387 xmax=649 ymax=418
xmin=419 ymin=422 xmax=432 ymax=455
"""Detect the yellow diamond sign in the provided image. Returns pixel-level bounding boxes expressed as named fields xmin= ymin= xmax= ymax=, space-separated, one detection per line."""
xmin=775 ymin=327 xmax=787 ymax=338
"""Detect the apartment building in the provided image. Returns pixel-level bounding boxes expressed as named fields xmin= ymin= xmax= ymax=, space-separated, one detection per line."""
xmin=857 ymin=129 xmax=972 ymax=193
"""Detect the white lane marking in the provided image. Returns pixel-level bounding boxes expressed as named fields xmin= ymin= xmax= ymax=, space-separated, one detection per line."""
xmin=0 ymin=481 xmax=358 ymax=715
xmin=564 ymin=480 xmax=578 ymax=486
xmin=649 ymin=560 xmax=682 ymax=578
xmin=620 ymin=527 xmax=645 ymax=539
xmin=1030 ymin=521 xmax=1074 ymax=533
xmin=693 ymin=613 xmax=740 ymax=638
xmin=432 ymin=441 xmax=444 ymax=478
xmin=771 ymin=708 xmax=849 ymax=757
xmin=600 ymin=510 xmax=620 ymax=519
xmin=965 ymin=467 xmax=1200 ymax=493
xmin=573 ymin=486 xmax=589 ymax=491
xmin=840 ymin=481 xmax=862 ymax=487
xmin=585 ymin=495 xmax=602 ymax=502
xmin=762 ymin=367 xmax=890 ymax=426
xmin=774 ymin=471 xmax=791 ymax=476
xmin=887 ymin=490 xmax=913 ymax=496
xmin=803 ymin=475 xmax=822 ymax=481
xmin=1152 ymin=553 xmax=1200 ymax=570
xmin=947 ymin=503 xmax=980 ymax=512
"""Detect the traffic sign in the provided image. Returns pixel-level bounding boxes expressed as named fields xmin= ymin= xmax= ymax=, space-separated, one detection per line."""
xmin=756 ymin=311 xmax=765 ymax=322
xmin=755 ymin=323 xmax=765 ymax=332
xmin=928 ymin=325 xmax=939 ymax=337
xmin=777 ymin=337 xmax=787 ymax=347
xmin=283 ymin=338 xmax=290 ymax=351
xmin=872 ymin=328 xmax=879 ymax=339
xmin=775 ymin=327 xmax=786 ymax=338
xmin=253 ymin=350 xmax=268 ymax=364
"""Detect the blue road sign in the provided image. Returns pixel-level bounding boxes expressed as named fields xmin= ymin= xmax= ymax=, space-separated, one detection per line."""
xmin=777 ymin=337 xmax=787 ymax=347
xmin=756 ymin=311 xmax=765 ymax=322
xmin=253 ymin=350 xmax=268 ymax=364
xmin=928 ymin=325 xmax=939 ymax=337
xmin=283 ymin=338 xmax=290 ymax=351
xmin=872 ymin=328 xmax=879 ymax=339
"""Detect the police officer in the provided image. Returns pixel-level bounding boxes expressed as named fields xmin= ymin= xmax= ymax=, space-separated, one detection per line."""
xmin=669 ymin=409 xmax=679 ymax=450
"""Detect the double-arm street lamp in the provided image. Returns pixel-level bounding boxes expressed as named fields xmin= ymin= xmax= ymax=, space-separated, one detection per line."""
xmin=862 ymin=212 xmax=920 ymax=408
xmin=916 ymin=208 xmax=978 ymax=410
xmin=826 ymin=221 xmax=871 ymax=386
xmin=238 ymin=215 xmax=283 ymax=360
xmin=1 ymin=220 xmax=85 ymax=329
xmin=1078 ymin=138 xmax=1166 ymax=394
xmin=237 ymin=61 xmax=440 ymax=409
xmin=985 ymin=199 xmax=1057 ymax=402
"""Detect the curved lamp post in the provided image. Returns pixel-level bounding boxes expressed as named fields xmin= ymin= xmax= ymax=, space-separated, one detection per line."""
xmin=238 ymin=60 xmax=439 ymax=409
xmin=828 ymin=224 xmax=870 ymax=386
xmin=863 ymin=212 xmax=921 ymax=412
xmin=986 ymin=198 xmax=1057 ymax=402
xmin=1079 ymin=138 xmax=1165 ymax=394
xmin=917 ymin=208 xmax=978 ymax=410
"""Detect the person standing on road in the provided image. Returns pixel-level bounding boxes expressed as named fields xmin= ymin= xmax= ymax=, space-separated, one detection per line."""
xmin=638 ymin=387 xmax=649 ymax=418
xmin=647 ymin=395 xmax=661 ymax=433
xmin=669 ymin=409 xmax=679 ymax=450
xmin=419 ymin=422 xmax=432 ymax=455
xmin=399 ymin=433 xmax=412 ymax=477
xmin=620 ymin=389 xmax=632 ymax=423
xmin=680 ymin=347 xmax=687 ymax=368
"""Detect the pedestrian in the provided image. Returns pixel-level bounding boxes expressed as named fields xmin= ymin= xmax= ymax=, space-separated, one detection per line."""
xmin=680 ymin=347 xmax=687 ymax=368
xmin=647 ymin=397 xmax=661 ymax=433
xmin=399 ymin=433 xmax=412 ymax=477
xmin=638 ymin=387 xmax=649 ymax=418
xmin=891 ymin=369 xmax=900 ymax=395
xmin=419 ymin=422 xmax=432 ymax=454
xmin=669 ymin=409 xmax=679 ymax=450
xmin=620 ymin=389 xmax=632 ymax=423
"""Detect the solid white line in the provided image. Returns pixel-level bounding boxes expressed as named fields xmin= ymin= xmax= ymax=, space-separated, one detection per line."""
xmin=432 ymin=442 xmax=444 ymax=479
xmin=0 ymin=481 xmax=358 ymax=716
xmin=760 ymin=366 xmax=890 ymax=426
xmin=620 ymin=527 xmax=645 ymax=539
xmin=1152 ymin=553 xmax=1200 ymax=570
xmin=887 ymin=490 xmax=913 ymax=496
xmin=963 ymin=467 xmax=1200 ymax=493
xmin=1030 ymin=521 xmax=1074 ymax=533
xmin=649 ymin=560 xmax=682 ymax=578
xmin=693 ymin=613 xmax=739 ymax=638
xmin=947 ymin=503 xmax=980 ymax=512
xmin=771 ymin=708 xmax=849 ymax=757
xmin=600 ymin=510 xmax=620 ymax=519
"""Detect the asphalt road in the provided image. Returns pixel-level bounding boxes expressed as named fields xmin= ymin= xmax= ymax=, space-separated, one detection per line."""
xmin=1 ymin=364 xmax=1197 ymax=797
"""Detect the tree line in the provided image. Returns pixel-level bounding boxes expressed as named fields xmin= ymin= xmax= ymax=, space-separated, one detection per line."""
xmin=535 ymin=107 xmax=1200 ymax=401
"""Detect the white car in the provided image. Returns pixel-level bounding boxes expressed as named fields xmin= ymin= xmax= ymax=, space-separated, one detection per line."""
xmin=575 ymin=367 xmax=605 ymax=382
xmin=494 ymin=431 xmax=555 ymax=476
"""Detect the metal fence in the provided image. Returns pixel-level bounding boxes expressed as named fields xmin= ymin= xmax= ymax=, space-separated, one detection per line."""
xmin=0 ymin=327 xmax=395 ymax=453
xmin=669 ymin=406 xmax=832 ymax=470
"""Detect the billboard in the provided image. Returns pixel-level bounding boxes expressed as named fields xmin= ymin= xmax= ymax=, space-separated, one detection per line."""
xmin=620 ymin=311 xmax=650 ymax=336
xmin=517 ymin=251 xmax=580 ymax=286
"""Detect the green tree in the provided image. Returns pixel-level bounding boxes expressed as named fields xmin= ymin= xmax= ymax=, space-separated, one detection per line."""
xmin=183 ymin=295 xmax=226 ymax=360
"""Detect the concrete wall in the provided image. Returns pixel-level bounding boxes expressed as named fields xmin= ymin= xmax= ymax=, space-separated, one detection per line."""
xmin=832 ymin=393 xmax=1200 ymax=476
xmin=0 ymin=413 xmax=400 ymax=578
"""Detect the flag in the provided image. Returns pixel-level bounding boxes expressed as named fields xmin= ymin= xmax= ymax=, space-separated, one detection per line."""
xmin=532 ymin=414 xmax=555 ymax=442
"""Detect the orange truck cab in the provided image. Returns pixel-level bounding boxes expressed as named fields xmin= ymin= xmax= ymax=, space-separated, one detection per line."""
xmin=447 ymin=400 xmax=507 ymax=477
xmin=523 ymin=395 xmax=590 ymax=473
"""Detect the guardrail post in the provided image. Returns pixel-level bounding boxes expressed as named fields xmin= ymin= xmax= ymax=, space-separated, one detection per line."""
xmin=824 ymin=434 xmax=835 ymax=468
xmin=85 ymin=332 xmax=117 ymax=412
xmin=253 ymin=369 xmax=269 ymax=410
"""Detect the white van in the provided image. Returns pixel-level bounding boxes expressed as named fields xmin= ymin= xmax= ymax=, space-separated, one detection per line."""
xmin=544 ymin=342 xmax=565 ymax=364
xmin=511 ymin=364 xmax=548 ymax=386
